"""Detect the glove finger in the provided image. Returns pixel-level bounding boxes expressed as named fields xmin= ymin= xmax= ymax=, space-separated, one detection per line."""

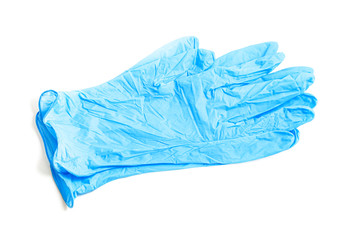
xmin=131 ymin=36 xmax=199 ymax=69
xmin=208 ymin=52 xmax=285 ymax=90
xmin=212 ymin=69 xmax=314 ymax=122
xmin=280 ymin=93 xmax=317 ymax=108
xmin=213 ymin=66 xmax=314 ymax=89
xmin=215 ymin=42 xmax=279 ymax=67
xmin=253 ymin=66 xmax=313 ymax=84
xmin=218 ymin=96 xmax=315 ymax=139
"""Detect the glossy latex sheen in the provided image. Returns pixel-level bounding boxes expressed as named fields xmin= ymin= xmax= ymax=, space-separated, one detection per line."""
xmin=36 ymin=37 xmax=316 ymax=207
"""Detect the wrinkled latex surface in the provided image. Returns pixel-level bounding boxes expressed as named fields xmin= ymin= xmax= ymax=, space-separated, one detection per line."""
xmin=36 ymin=37 xmax=316 ymax=207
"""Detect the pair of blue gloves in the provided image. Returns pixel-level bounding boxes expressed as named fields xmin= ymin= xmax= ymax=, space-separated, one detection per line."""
xmin=36 ymin=37 xmax=316 ymax=207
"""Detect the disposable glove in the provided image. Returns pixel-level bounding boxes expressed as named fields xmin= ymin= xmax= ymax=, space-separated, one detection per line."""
xmin=36 ymin=37 xmax=316 ymax=207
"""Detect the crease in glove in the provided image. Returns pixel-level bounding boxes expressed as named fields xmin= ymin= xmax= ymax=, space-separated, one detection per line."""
xmin=36 ymin=37 xmax=316 ymax=207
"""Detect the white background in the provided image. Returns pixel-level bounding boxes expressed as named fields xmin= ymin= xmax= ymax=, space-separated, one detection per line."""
xmin=1 ymin=0 xmax=359 ymax=239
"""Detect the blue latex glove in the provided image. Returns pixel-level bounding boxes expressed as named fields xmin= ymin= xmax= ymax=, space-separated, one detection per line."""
xmin=36 ymin=37 xmax=316 ymax=207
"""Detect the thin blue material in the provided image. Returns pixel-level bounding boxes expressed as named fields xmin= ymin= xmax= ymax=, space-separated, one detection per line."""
xmin=36 ymin=37 xmax=316 ymax=207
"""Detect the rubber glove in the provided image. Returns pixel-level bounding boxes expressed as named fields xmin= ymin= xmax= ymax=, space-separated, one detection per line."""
xmin=36 ymin=38 xmax=316 ymax=207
